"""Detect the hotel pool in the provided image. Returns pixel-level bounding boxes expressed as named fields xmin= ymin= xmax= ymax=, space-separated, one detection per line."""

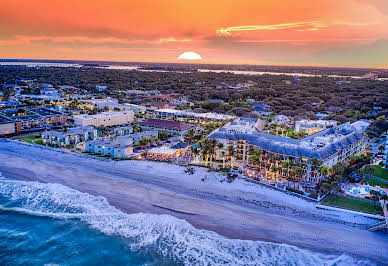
xmin=347 ymin=186 xmax=387 ymax=195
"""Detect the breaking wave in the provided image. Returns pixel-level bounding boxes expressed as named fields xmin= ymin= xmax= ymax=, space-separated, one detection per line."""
xmin=0 ymin=179 xmax=375 ymax=266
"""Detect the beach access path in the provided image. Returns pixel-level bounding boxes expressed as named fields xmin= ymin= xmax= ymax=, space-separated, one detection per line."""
xmin=0 ymin=141 xmax=387 ymax=264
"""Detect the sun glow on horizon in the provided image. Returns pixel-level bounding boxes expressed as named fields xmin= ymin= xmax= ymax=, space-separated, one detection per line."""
xmin=178 ymin=52 xmax=202 ymax=60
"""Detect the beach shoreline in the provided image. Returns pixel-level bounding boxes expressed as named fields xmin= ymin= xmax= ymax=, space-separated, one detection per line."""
xmin=0 ymin=141 xmax=387 ymax=264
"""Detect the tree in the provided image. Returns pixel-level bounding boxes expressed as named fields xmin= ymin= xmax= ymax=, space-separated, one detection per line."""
xmin=184 ymin=128 xmax=196 ymax=144
xmin=190 ymin=145 xmax=199 ymax=165
xmin=138 ymin=137 xmax=150 ymax=156
xmin=380 ymin=194 xmax=388 ymax=211
xmin=282 ymin=160 xmax=292 ymax=188
xmin=370 ymin=190 xmax=381 ymax=212
xmin=228 ymin=145 xmax=236 ymax=168
xmin=271 ymin=165 xmax=278 ymax=186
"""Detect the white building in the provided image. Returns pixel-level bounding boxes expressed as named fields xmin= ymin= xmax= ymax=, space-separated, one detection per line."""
xmin=40 ymin=88 xmax=59 ymax=96
xmin=295 ymin=120 xmax=337 ymax=134
xmin=73 ymin=111 xmax=134 ymax=127
xmin=226 ymin=117 xmax=264 ymax=134
xmin=80 ymin=98 xmax=119 ymax=109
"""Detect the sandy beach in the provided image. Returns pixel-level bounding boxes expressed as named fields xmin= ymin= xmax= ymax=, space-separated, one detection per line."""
xmin=0 ymin=140 xmax=387 ymax=264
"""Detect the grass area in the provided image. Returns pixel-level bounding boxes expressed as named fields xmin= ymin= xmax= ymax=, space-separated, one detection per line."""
xmin=322 ymin=194 xmax=383 ymax=215
xmin=33 ymin=139 xmax=44 ymax=145
xmin=364 ymin=165 xmax=388 ymax=181
xmin=362 ymin=177 xmax=388 ymax=188
xmin=21 ymin=136 xmax=39 ymax=144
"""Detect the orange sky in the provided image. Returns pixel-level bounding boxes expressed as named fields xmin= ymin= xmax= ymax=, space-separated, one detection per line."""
xmin=1 ymin=0 xmax=388 ymax=67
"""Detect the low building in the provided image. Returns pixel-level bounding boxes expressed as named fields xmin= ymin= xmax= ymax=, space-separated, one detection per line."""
xmin=147 ymin=142 xmax=188 ymax=161
xmin=295 ymin=119 xmax=337 ymax=134
xmin=140 ymin=118 xmax=196 ymax=137
xmin=383 ymin=136 xmax=388 ymax=169
xmin=42 ymin=126 xmax=98 ymax=147
xmin=73 ymin=111 xmax=134 ymax=127
xmin=40 ymin=88 xmax=59 ymax=96
xmin=113 ymin=126 xmax=133 ymax=136
xmin=84 ymin=139 xmax=134 ymax=159
xmin=0 ymin=107 xmax=69 ymax=134
xmin=225 ymin=118 xmax=264 ymax=134
xmin=153 ymin=108 xmax=235 ymax=123
xmin=80 ymin=98 xmax=119 ymax=109
xmin=0 ymin=116 xmax=16 ymax=135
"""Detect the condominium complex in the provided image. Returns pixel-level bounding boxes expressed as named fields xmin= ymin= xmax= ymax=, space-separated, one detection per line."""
xmin=73 ymin=111 xmax=134 ymax=127
xmin=295 ymin=119 xmax=337 ymax=134
xmin=208 ymin=119 xmax=369 ymax=183
xmin=41 ymin=126 xmax=98 ymax=147
xmin=152 ymin=108 xmax=235 ymax=123
xmin=0 ymin=107 xmax=69 ymax=135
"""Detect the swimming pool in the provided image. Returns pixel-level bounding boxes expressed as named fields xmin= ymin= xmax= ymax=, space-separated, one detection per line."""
xmin=347 ymin=186 xmax=386 ymax=195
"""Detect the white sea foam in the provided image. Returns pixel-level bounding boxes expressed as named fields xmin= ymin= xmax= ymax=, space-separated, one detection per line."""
xmin=0 ymin=179 xmax=375 ymax=266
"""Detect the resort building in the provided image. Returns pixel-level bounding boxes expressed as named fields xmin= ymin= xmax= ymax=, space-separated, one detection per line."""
xmin=40 ymin=87 xmax=59 ymax=96
xmin=140 ymin=118 xmax=197 ymax=137
xmin=0 ymin=107 xmax=69 ymax=134
xmin=113 ymin=125 xmax=133 ymax=136
xmin=383 ymin=135 xmax=388 ymax=169
xmin=295 ymin=119 xmax=337 ymax=134
xmin=84 ymin=139 xmax=133 ymax=159
xmin=0 ymin=116 xmax=16 ymax=136
xmin=73 ymin=111 xmax=134 ymax=127
xmin=208 ymin=119 xmax=369 ymax=184
xmin=80 ymin=98 xmax=119 ymax=109
xmin=225 ymin=117 xmax=264 ymax=134
xmin=147 ymin=142 xmax=188 ymax=161
xmin=152 ymin=108 xmax=235 ymax=124
xmin=41 ymin=126 xmax=98 ymax=147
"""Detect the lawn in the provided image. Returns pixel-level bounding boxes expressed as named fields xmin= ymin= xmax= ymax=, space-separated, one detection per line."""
xmin=364 ymin=165 xmax=388 ymax=181
xmin=362 ymin=177 xmax=388 ymax=188
xmin=21 ymin=136 xmax=39 ymax=144
xmin=322 ymin=194 xmax=383 ymax=215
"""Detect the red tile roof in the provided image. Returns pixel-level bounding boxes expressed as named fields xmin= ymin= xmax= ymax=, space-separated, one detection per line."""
xmin=140 ymin=118 xmax=195 ymax=131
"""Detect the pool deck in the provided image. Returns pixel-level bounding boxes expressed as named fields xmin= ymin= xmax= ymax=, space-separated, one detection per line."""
xmin=344 ymin=183 xmax=388 ymax=199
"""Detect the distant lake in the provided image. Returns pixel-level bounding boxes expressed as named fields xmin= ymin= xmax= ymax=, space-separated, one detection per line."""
xmin=0 ymin=62 xmax=82 ymax=68
xmin=2 ymin=61 xmax=386 ymax=80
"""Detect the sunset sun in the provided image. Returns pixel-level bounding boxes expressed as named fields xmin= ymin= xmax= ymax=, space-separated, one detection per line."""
xmin=178 ymin=51 xmax=202 ymax=60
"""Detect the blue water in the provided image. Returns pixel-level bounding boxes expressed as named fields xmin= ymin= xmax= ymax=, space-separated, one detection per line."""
xmin=0 ymin=178 xmax=376 ymax=266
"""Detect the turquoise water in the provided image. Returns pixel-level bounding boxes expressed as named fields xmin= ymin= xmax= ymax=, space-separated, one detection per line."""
xmin=0 ymin=178 xmax=376 ymax=266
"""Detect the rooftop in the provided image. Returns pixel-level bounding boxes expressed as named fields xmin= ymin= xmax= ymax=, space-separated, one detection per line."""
xmin=140 ymin=118 xmax=195 ymax=131
xmin=208 ymin=120 xmax=367 ymax=160
xmin=74 ymin=111 xmax=134 ymax=120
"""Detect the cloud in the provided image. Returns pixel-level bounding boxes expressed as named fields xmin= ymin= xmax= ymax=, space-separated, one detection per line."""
xmin=216 ymin=21 xmax=327 ymax=35
xmin=157 ymin=37 xmax=191 ymax=43
xmin=355 ymin=0 xmax=388 ymax=14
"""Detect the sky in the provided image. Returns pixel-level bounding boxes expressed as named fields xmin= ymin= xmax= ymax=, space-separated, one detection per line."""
xmin=1 ymin=0 xmax=388 ymax=67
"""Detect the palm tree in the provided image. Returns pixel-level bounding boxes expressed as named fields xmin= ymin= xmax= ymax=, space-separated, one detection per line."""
xmin=331 ymin=181 xmax=340 ymax=206
xmin=184 ymin=128 xmax=196 ymax=144
xmin=208 ymin=139 xmax=217 ymax=167
xmin=221 ymin=151 xmax=226 ymax=168
xmin=282 ymin=160 xmax=292 ymax=188
xmin=380 ymin=194 xmax=388 ymax=211
xmin=228 ymin=145 xmax=236 ymax=168
xmin=138 ymin=137 xmax=149 ymax=157
xmin=271 ymin=165 xmax=278 ymax=186
xmin=292 ymin=165 xmax=303 ymax=189
xmin=190 ymin=146 xmax=199 ymax=164
xmin=370 ymin=190 xmax=381 ymax=212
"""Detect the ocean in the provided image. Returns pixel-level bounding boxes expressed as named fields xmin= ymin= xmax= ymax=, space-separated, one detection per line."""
xmin=0 ymin=177 xmax=376 ymax=266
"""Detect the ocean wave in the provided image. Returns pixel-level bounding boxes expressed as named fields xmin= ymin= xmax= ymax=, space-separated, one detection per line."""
xmin=0 ymin=179 xmax=375 ymax=266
